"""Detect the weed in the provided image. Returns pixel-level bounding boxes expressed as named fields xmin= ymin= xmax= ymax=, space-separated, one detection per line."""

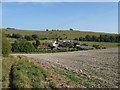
xmin=49 ymin=81 xmax=57 ymax=88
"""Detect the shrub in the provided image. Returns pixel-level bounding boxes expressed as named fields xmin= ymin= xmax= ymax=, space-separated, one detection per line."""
xmin=92 ymin=44 xmax=104 ymax=49
xmin=24 ymin=35 xmax=34 ymax=41
xmin=32 ymin=34 xmax=39 ymax=40
xmin=82 ymin=43 xmax=88 ymax=46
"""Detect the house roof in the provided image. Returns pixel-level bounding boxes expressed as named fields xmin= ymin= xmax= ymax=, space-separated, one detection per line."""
xmin=59 ymin=40 xmax=75 ymax=42
xmin=77 ymin=46 xmax=95 ymax=49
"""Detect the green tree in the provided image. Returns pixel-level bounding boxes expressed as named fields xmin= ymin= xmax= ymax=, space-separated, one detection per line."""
xmin=74 ymin=38 xmax=78 ymax=41
xmin=36 ymin=40 xmax=40 ymax=47
xmin=2 ymin=33 xmax=11 ymax=57
xmin=12 ymin=33 xmax=22 ymax=39
xmin=11 ymin=41 xmax=20 ymax=52
xmin=69 ymin=28 xmax=73 ymax=31
xmin=12 ymin=40 xmax=35 ymax=53
xmin=32 ymin=42 xmax=37 ymax=49
xmin=46 ymin=29 xmax=49 ymax=31
xmin=32 ymin=34 xmax=38 ymax=40
xmin=24 ymin=35 xmax=33 ymax=41
xmin=91 ymin=35 xmax=97 ymax=41
xmin=79 ymin=37 xmax=83 ymax=41
xmin=99 ymin=35 xmax=105 ymax=42
xmin=85 ymin=35 xmax=91 ymax=41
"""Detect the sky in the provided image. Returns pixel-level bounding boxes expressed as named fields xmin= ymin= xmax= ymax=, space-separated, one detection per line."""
xmin=2 ymin=2 xmax=118 ymax=33
xmin=1 ymin=0 xmax=119 ymax=2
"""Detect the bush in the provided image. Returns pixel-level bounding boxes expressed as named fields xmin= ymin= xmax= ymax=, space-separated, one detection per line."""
xmin=2 ymin=33 xmax=11 ymax=57
xmin=82 ymin=43 xmax=88 ymax=46
xmin=32 ymin=34 xmax=39 ymax=40
xmin=24 ymin=35 xmax=34 ymax=41
xmin=92 ymin=44 xmax=104 ymax=49
xmin=12 ymin=40 xmax=35 ymax=53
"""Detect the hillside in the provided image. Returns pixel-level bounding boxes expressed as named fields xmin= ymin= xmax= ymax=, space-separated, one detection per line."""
xmin=1 ymin=28 xmax=118 ymax=40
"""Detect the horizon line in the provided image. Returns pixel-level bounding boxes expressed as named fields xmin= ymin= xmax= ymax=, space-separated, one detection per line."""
xmin=1 ymin=28 xmax=118 ymax=34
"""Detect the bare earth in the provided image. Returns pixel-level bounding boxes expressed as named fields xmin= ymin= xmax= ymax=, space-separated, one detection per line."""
xmin=13 ymin=48 xmax=119 ymax=88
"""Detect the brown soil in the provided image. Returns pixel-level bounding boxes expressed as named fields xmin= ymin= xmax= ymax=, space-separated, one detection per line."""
xmin=12 ymin=48 xmax=119 ymax=88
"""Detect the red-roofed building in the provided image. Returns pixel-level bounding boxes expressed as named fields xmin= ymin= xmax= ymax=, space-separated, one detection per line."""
xmin=37 ymin=45 xmax=49 ymax=49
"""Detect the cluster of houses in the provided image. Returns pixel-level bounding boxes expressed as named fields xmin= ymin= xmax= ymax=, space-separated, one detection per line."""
xmin=37 ymin=40 xmax=96 ymax=51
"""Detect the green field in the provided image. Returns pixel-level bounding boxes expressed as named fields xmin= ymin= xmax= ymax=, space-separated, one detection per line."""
xmin=1 ymin=28 xmax=118 ymax=40
xmin=80 ymin=41 xmax=119 ymax=48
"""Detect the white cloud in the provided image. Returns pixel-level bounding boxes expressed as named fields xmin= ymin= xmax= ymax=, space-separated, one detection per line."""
xmin=1 ymin=0 xmax=119 ymax=2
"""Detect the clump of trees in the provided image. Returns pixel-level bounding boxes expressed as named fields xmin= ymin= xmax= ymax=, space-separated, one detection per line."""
xmin=6 ymin=27 xmax=15 ymax=29
xmin=11 ymin=40 xmax=35 ymax=53
xmin=24 ymin=35 xmax=34 ymax=41
xmin=77 ymin=34 xmax=120 ymax=43
xmin=32 ymin=40 xmax=40 ymax=49
xmin=69 ymin=28 xmax=73 ymax=31
xmin=24 ymin=34 xmax=39 ymax=41
xmin=2 ymin=33 xmax=11 ymax=57
xmin=46 ymin=29 xmax=49 ymax=31
xmin=7 ymin=33 xmax=49 ymax=41
xmin=7 ymin=33 xmax=22 ymax=39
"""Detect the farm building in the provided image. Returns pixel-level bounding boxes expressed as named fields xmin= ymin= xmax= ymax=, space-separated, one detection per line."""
xmin=53 ymin=41 xmax=59 ymax=47
xmin=59 ymin=40 xmax=76 ymax=42
xmin=37 ymin=45 xmax=49 ymax=49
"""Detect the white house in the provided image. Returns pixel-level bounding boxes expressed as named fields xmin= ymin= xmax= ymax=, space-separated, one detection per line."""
xmin=52 ymin=41 xmax=59 ymax=47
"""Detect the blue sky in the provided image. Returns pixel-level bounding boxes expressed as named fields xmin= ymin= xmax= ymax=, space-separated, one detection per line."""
xmin=2 ymin=2 xmax=118 ymax=33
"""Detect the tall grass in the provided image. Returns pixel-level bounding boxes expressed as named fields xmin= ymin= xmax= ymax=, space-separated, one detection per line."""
xmin=2 ymin=56 xmax=57 ymax=88
xmin=11 ymin=56 xmax=47 ymax=88
xmin=2 ymin=56 xmax=18 ymax=87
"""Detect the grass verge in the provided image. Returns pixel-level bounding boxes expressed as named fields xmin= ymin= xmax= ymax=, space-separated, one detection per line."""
xmin=2 ymin=56 xmax=57 ymax=88
xmin=11 ymin=56 xmax=47 ymax=88
xmin=2 ymin=56 xmax=18 ymax=88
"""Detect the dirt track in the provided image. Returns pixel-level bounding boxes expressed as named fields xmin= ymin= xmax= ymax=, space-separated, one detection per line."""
xmin=13 ymin=48 xmax=119 ymax=88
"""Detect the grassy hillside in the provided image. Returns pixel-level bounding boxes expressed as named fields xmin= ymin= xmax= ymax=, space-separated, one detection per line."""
xmin=1 ymin=28 xmax=118 ymax=40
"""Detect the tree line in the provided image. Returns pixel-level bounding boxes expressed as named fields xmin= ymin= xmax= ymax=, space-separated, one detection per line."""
xmin=6 ymin=33 xmax=120 ymax=43
xmin=75 ymin=34 xmax=120 ymax=43
xmin=6 ymin=34 xmax=48 ymax=40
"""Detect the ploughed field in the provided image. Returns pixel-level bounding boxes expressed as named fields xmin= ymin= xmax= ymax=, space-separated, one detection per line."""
xmin=15 ymin=48 xmax=119 ymax=88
